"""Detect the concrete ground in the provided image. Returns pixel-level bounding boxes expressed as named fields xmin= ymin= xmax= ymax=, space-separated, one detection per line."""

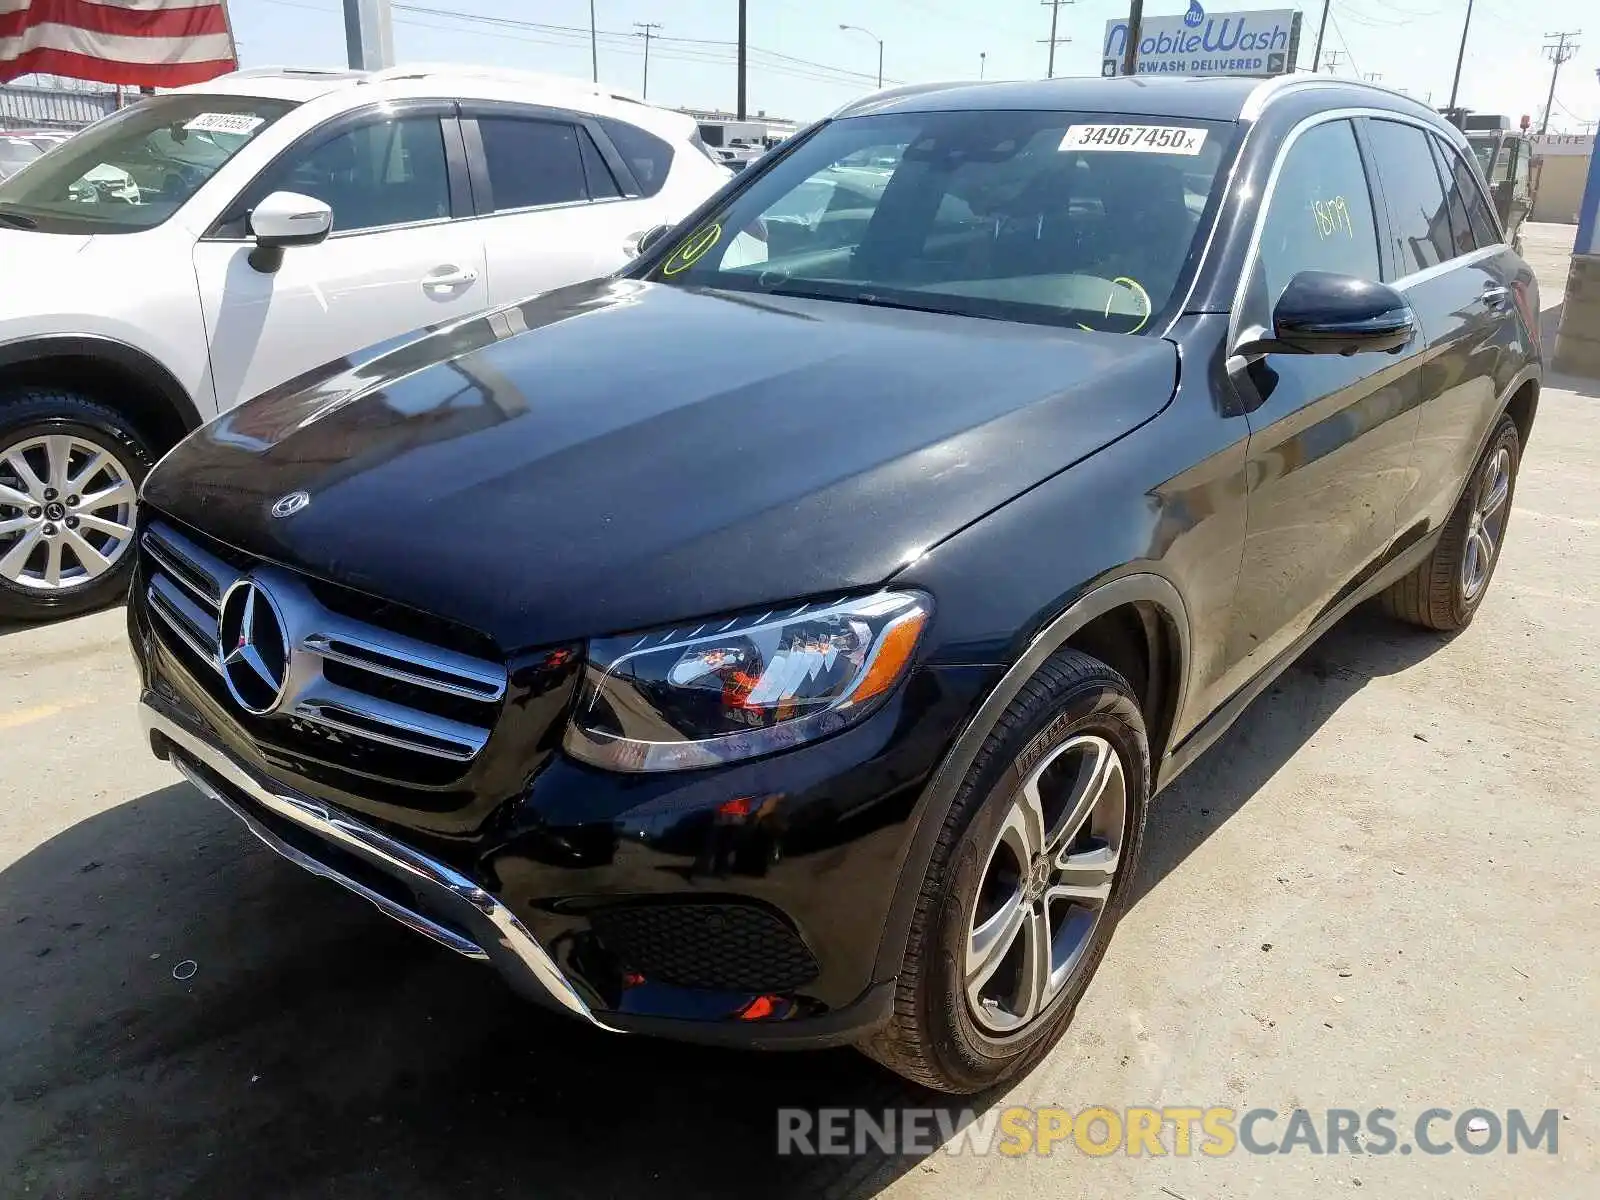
xmin=2 ymin=225 xmax=1596 ymax=1200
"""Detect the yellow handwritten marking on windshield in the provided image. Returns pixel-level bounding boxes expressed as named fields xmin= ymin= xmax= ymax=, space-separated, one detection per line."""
xmin=1313 ymin=196 xmax=1354 ymax=240
xmin=1078 ymin=276 xmax=1152 ymax=334
xmin=662 ymin=223 xmax=723 ymax=275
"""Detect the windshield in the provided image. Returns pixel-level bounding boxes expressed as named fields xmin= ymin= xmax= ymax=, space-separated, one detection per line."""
xmin=0 ymin=94 xmax=296 ymax=233
xmin=646 ymin=109 xmax=1235 ymax=333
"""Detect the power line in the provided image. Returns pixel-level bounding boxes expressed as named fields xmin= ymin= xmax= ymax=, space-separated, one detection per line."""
xmin=1540 ymin=30 xmax=1581 ymax=134
xmin=1038 ymin=0 xmax=1072 ymax=80
xmin=1327 ymin=13 xmax=1361 ymax=77
xmin=633 ymin=22 xmax=662 ymax=100
xmin=1320 ymin=49 xmax=1345 ymax=73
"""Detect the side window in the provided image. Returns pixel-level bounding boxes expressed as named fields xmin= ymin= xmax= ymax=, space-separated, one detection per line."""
xmin=1362 ymin=119 xmax=1453 ymax=277
xmin=598 ymin=117 xmax=675 ymax=197
xmin=1441 ymin=137 xmax=1502 ymax=248
xmin=1428 ymin=135 xmax=1476 ymax=258
xmin=1255 ymin=119 xmax=1382 ymax=307
xmin=578 ymin=127 xmax=621 ymax=200
xmin=268 ymin=116 xmax=450 ymax=234
xmin=478 ymin=117 xmax=588 ymax=210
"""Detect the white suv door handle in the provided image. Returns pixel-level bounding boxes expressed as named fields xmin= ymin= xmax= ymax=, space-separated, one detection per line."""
xmin=423 ymin=265 xmax=478 ymax=291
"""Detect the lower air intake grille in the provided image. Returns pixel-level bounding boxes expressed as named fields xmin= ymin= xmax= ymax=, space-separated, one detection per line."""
xmin=589 ymin=902 xmax=820 ymax=993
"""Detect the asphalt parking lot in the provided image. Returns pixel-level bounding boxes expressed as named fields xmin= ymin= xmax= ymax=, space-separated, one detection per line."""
xmin=3 ymin=223 xmax=1597 ymax=1200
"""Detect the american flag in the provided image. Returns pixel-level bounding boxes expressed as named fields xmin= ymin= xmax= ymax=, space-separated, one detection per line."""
xmin=0 ymin=0 xmax=237 ymax=88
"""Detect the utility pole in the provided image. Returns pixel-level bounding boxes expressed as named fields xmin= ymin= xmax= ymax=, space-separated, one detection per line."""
xmin=1123 ymin=0 xmax=1144 ymax=76
xmin=341 ymin=0 xmax=394 ymax=70
xmin=589 ymin=1 xmax=598 ymax=83
xmin=1321 ymin=49 xmax=1344 ymax=73
xmin=1039 ymin=0 xmax=1071 ymax=80
xmin=634 ymin=22 xmax=662 ymax=99
xmin=1311 ymin=0 xmax=1330 ymax=73
xmin=1541 ymin=30 xmax=1581 ymax=134
xmin=1446 ymin=0 xmax=1473 ymax=123
xmin=1364 ymin=71 xmax=1383 ymax=81
xmin=736 ymin=0 xmax=747 ymax=120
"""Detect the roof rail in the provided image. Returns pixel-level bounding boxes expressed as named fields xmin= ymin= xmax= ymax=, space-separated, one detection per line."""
xmin=358 ymin=62 xmax=644 ymax=104
xmin=224 ymin=66 xmax=366 ymax=80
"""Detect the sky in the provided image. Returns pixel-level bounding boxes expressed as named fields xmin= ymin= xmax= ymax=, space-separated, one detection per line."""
xmin=223 ymin=0 xmax=1600 ymax=131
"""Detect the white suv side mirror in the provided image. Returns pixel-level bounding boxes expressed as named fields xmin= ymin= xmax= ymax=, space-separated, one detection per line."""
xmin=247 ymin=191 xmax=333 ymax=272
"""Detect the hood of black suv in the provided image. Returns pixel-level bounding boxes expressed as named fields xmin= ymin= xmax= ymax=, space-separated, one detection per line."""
xmin=144 ymin=279 xmax=1177 ymax=650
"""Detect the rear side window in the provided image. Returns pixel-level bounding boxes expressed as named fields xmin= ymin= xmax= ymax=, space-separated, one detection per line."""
xmin=1363 ymin=119 xmax=1453 ymax=278
xmin=1435 ymin=135 xmax=1501 ymax=249
xmin=599 ymin=117 xmax=675 ymax=196
xmin=1449 ymin=145 xmax=1503 ymax=247
xmin=579 ymin=127 xmax=621 ymax=199
xmin=1428 ymin=135 xmax=1477 ymax=258
xmin=479 ymin=117 xmax=587 ymax=210
xmin=1256 ymin=119 xmax=1383 ymax=306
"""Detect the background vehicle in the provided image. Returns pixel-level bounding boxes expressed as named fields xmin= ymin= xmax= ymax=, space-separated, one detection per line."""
xmin=1463 ymin=116 xmax=1532 ymax=251
xmin=128 ymin=75 xmax=1538 ymax=1095
xmin=0 ymin=135 xmax=40 ymax=180
xmin=0 ymin=64 xmax=730 ymax=622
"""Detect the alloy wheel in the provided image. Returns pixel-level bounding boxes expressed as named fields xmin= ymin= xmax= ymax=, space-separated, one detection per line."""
xmin=1461 ymin=446 xmax=1512 ymax=602
xmin=965 ymin=733 xmax=1128 ymax=1036
xmin=0 ymin=434 xmax=137 ymax=592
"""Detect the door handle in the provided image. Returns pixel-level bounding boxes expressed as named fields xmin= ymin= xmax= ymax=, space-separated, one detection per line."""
xmin=1480 ymin=284 xmax=1511 ymax=310
xmin=423 ymin=265 xmax=478 ymax=291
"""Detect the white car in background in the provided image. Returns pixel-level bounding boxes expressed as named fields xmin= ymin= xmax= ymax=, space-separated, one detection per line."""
xmin=0 ymin=64 xmax=731 ymax=622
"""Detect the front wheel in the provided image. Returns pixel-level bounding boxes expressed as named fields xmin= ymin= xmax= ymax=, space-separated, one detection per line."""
xmin=860 ymin=650 xmax=1150 ymax=1094
xmin=0 ymin=389 xmax=152 ymax=623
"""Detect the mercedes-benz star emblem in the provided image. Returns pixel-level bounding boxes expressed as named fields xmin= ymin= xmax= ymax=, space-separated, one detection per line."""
xmin=217 ymin=578 xmax=290 ymax=715
xmin=271 ymin=490 xmax=310 ymax=518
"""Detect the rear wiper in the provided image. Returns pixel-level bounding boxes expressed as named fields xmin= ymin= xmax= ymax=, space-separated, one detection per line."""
xmin=0 ymin=209 xmax=37 ymax=229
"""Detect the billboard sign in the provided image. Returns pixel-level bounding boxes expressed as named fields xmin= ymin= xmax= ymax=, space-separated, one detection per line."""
xmin=1103 ymin=3 xmax=1302 ymax=79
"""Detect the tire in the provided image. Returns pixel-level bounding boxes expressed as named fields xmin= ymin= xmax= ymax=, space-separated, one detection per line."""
xmin=0 ymin=388 xmax=154 ymax=623
xmin=860 ymin=649 xmax=1150 ymax=1094
xmin=1379 ymin=415 xmax=1520 ymax=632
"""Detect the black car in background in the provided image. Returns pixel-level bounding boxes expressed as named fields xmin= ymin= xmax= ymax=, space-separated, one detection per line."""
xmin=128 ymin=75 xmax=1540 ymax=1094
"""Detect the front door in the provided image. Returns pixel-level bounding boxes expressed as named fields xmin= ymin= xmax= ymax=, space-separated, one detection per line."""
xmin=194 ymin=110 xmax=489 ymax=409
xmin=1217 ymin=116 xmax=1427 ymax=695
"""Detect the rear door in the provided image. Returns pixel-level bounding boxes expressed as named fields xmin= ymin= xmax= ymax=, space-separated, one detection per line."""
xmin=194 ymin=104 xmax=489 ymax=409
xmin=1359 ymin=117 xmax=1525 ymax=541
xmin=1218 ymin=116 xmax=1427 ymax=694
xmin=462 ymin=107 xmax=656 ymax=306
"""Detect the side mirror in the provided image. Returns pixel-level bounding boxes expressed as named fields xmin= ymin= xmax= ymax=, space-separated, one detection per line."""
xmin=247 ymin=190 xmax=333 ymax=272
xmin=635 ymin=224 xmax=673 ymax=255
xmin=1237 ymin=271 xmax=1415 ymax=358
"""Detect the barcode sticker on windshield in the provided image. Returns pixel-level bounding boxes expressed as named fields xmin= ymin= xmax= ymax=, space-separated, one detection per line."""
xmin=183 ymin=113 xmax=265 ymax=136
xmin=1059 ymin=125 xmax=1208 ymax=155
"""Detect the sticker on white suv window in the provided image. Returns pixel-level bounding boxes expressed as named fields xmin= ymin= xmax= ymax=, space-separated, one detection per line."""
xmin=1059 ymin=125 xmax=1208 ymax=155
xmin=183 ymin=113 xmax=265 ymax=136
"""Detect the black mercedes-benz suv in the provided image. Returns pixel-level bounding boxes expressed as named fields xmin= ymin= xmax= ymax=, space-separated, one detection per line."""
xmin=128 ymin=76 xmax=1540 ymax=1094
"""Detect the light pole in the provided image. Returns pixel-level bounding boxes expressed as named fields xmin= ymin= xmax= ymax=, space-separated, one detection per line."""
xmin=980 ymin=51 xmax=987 ymax=79
xmin=839 ymin=23 xmax=883 ymax=89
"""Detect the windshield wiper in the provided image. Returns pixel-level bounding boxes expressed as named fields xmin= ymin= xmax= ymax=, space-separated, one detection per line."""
xmin=0 ymin=210 xmax=38 ymax=229
xmin=763 ymin=285 xmax=983 ymax=320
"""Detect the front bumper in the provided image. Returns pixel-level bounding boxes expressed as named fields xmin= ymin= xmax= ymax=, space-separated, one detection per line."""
xmin=142 ymin=698 xmax=604 ymax=1026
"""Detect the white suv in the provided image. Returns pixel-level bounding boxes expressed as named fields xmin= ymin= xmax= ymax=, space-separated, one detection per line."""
xmin=0 ymin=65 xmax=731 ymax=621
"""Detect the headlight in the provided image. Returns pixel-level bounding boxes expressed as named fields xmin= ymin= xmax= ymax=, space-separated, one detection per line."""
xmin=564 ymin=591 xmax=931 ymax=772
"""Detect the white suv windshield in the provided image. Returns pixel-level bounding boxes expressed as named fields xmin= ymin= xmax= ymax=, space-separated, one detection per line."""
xmin=0 ymin=94 xmax=296 ymax=234
xmin=649 ymin=109 xmax=1234 ymax=334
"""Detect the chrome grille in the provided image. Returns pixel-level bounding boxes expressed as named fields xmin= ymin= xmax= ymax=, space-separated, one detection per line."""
xmin=140 ymin=521 xmax=506 ymax=766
